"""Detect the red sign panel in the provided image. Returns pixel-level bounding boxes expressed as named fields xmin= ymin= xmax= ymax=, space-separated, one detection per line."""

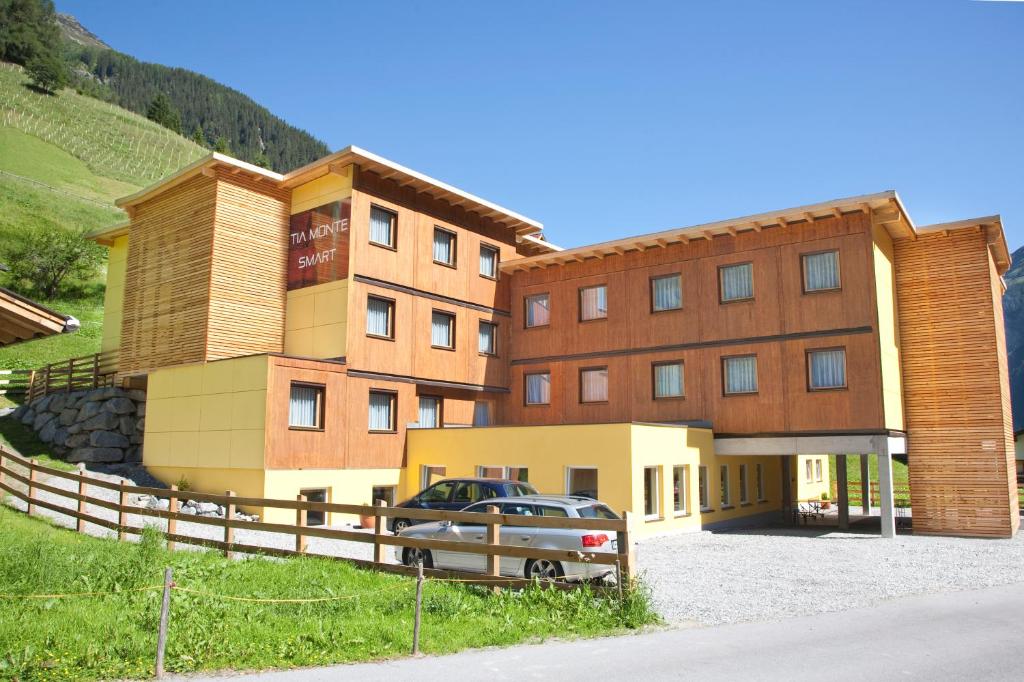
xmin=287 ymin=199 xmax=351 ymax=291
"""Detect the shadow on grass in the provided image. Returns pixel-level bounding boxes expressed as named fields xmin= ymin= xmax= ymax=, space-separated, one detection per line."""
xmin=0 ymin=413 xmax=75 ymax=471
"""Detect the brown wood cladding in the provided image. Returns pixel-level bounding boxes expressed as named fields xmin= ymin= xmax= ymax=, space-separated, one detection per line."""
xmin=501 ymin=213 xmax=886 ymax=434
xmin=894 ymin=229 xmax=1019 ymax=538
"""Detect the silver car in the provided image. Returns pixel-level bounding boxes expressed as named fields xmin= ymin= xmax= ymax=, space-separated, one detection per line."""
xmin=395 ymin=495 xmax=620 ymax=581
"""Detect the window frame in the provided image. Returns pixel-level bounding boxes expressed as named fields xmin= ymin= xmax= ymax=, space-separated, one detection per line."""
xmin=649 ymin=273 xmax=683 ymax=313
xmin=476 ymin=465 xmax=529 ymax=482
xmin=801 ymin=248 xmax=842 ymax=294
xmin=643 ymin=465 xmax=661 ymax=521
xmin=365 ymin=295 xmax=395 ymax=341
xmin=479 ymin=243 xmax=499 ymax=280
xmin=524 ymin=371 xmax=552 ymax=406
xmin=722 ymin=353 xmax=759 ymax=396
xmin=523 ymin=292 xmax=551 ymax=329
xmin=371 ymin=485 xmax=397 ymax=507
xmin=578 ymin=284 xmax=609 ymax=322
xmin=720 ymin=464 xmax=732 ymax=508
xmin=672 ymin=464 xmax=688 ymax=516
xmin=806 ymin=346 xmax=848 ymax=391
xmin=478 ymin=320 xmax=498 ymax=357
xmin=420 ymin=464 xmax=447 ymax=490
xmin=368 ymin=204 xmax=397 ymax=250
xmin=578 ymin=365 xmax=609 ymax=404
xmin=368 ymin=389 xmax=397 ymax=434
xmin=300 ymin=488 xmax=329 ymax=526
xmin=430 ymin=309 xmax=456 ymax=351
xmin=805 ymin=458 xmax=814 ymax=484
xmin=565 ymin=466 xmax=599 ymax=498
xmin=718 ymin=261 xmax=754 ymax=304
xmin=417 ymin=395 xmax=443 ymax=429
xmin=651 ymin=360 xmax=685 ymax=400
xmin=698 ymin=465 xmax=711 ymax=512
xmin=288 ymin=381 xmax=325 ymax=431
xmin=815 ymin=458 xmax=823 ymax=482
xmin=432 ymin=226 xmax=458 ymax=269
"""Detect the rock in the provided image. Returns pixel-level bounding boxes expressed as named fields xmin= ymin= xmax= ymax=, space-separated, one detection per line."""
xmin=65 ymin=432 xmax=90 ymax=448
xmin=81 ymin=412 xmax=119 ymax=431
xmin=130 ymin=430 xmax=144 ymax=445
xmin=67 ymin=447 xmax=123 ymax=463
xmin=66 ymin=422 xmax=83 ymax=435
xmin=38 ymin=419 xmax=58 ymax=443
xmin=136 ymin=417 xmax=145 ymax=432
xmin=52 ymin=427 xmax=69 ymax=447
xmin=195 ymin=501 xmax=219 ymax=514
xmin=33 ymin=394 xmax=54 ymax=412
xmin=127 ymin=389 xmax=147 ymax=403
xmin=20 ymin=408 xmax=35 ymax=425
xmin=124 ymin=445 xmax=142 ymax=463
xmin=11 ymin=405 xmax=26 ymax=420
xmin=146 ymin=497 xmax=169 ymax=511
xmin=103 ymin=397 xmax=136 ymax=415
xmin=118 ymin=415 xmax=135 ymax=435
xmin=90 ymin=430 xmax=130 ymax=448
xmin=77 ymin=401 xmax=102 ymax=422
xmin=135 ymin=402 xmax=146 ymax=417
xmin=49 ymin=394 xmax=66 ymax=413
xmin=32 ymin=411 xmax=54 ymax=431
xmin=87 ymin=386 xmax=125 ymax=401
xmin=179 ymin=505 xmax=197 ymax=516
xmin=58 ymin=408 xmax=78 ymax=426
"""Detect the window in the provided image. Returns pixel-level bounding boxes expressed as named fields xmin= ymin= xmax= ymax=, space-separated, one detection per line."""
xmin=478 ymin=321 xmax=497 ymax=355
xmin=538 ymin=505 xmax=569 ymax=517
xmin=301 ymin=488 xmax=327 ymax=526
xmin=524 ymin=293 xmax=550 ymax=328
xmin=579 ymin=367 xmax=608 ymax=403
xmin=739 ymin=464 xmax=749 ymax=504
xmin=653 ymin=361 xmax=684 ymax=399
xmin=369 ymin=205 xmax=396 ymax=248
xmin=525 ymin=372 xmax=551 ymax=405
xmin=698 ymin=466 xmax=710 ymax=511
xmin=567 ymin=467 xmax=598 ymax=498
xmin=579 ymin=285 xmax=608 ymax=321
xmin=432 ymin=227 xmax=456 ymax=267
xmin=803 ymin=250 xmax=841 ymax=292
xmin=473 ymin=400 xmax=492 ymax=426
xmin=372 ymin=485 xmax=396 ymax=507
xmin=420 ymin=465 xmax=447 ymax=489
xmin=651 ymin=274 xmax=682 ymax=311
xmin=479 ymin=244 xmax=499 ymax=279
xmin=805 ymin=459 xmax=813 ymax=483
xmin=431 ymin=310 xmax=455 ymax=349
xmin=719 ymin=262 xmax=753 ymax=302
xmin=756 ymin=463 xmax=766 ymax=501
xmin=288 ymin=383 xmax=324 ymax=430
xmin=720 ymin=465 xmax=731 ymax=507
xmin=643 ymin=466 xmax=660 ymax=520
xmin=418 ymin=396 xmax=441 ymax=428
xmin=477 ymin=466 xmax=529 ymax=482
xmin=673 ymin=465 xmax=688 ymax=515
xmin=815 ymin=458 xmax=823 ymax=482
xmin=368 ymin=390 xmax=396 ymax=432
xmin=366 ymin=296 xmax=394 ymax=339
xmin=723 ymin=355 xmax=758 ymax=395
xmin=808 ymin=348 xmax=847 ymax=390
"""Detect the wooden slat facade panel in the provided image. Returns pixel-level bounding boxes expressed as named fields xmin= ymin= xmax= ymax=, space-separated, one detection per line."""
xmin=894 ymin=230 xmax=1018 ymax=537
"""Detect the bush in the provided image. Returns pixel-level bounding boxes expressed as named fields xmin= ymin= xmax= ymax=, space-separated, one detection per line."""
xmin=0 ymin=226 xmax=104 ymax=299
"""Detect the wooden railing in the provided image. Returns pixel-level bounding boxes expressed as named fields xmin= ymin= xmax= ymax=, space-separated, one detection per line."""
xmin=0 ymin=447 xmax=633 ymax=590
xmin=830 ymin=480 xmax=912 ymax=506
xmin=22 ymin=350 xmax=119 ymax=403
xmin=0 ymin=368 xmax=33 ymax=399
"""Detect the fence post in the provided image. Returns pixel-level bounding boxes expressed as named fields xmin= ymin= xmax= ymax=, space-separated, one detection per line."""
xmin=224 ymin=490 xmax=236 ymax=559
xmin=76 ymin=463 xmax=87 ymax=533
xmin=65 ymin=357 xmax=73 ymax=393
xmin=118 ymin=479 xmax=129 ymax=541
xmin=27 ymin=370 xmax=35 ymax=402
xmin=27 ymin=459 xmax=38 ymax=516
xmin=373 ymin=499 xmax=387 ymax=564
xmin=485 ymin=504 xmax=501 ymax=588
xmin=617 ymin=511 xmax=634 ymax=586
xmin=167 ymin=485 xmax=178 ymax=551
xmin=91 ymin=353 xmax=100 ymax=389
xmin=155 ymin=567 xmax=172 ymax=679
xmin=295 ymin=494 xmax=307 ymax=554
xmin=412 ymin=558 xmax=424 ymax=656
xmin=43 ymin=363 xmax=52 ymax=397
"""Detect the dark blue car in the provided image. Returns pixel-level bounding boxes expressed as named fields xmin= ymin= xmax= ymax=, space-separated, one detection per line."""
xmin=387 ymin=478 xmax=538 ymax=533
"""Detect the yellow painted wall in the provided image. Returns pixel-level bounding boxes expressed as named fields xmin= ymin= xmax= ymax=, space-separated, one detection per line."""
xmin=261 ymin=468 xmax=402 ymax=525
xmin=795 ymin=454 xmax=831 ymax=501
xmin=283 ymin=279 xmax=349 ymax=358
xmin=630 ymin=424 xmax=704 ymax=534
xmin=872 ymin=223 xmax=905 ymax=431
xmin=147 ymin=465 xmax=266 ymax=506
xmin=100 ymin=235 xmax=128 ymax=353
xmin=291 ymin=169 xmax=353 ymax=215
xmin=696 ymin=451 xmax=784 ymax=528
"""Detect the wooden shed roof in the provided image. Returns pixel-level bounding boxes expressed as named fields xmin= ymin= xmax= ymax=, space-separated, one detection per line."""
xmin=0 ymin=286 xmax=79 ymax=346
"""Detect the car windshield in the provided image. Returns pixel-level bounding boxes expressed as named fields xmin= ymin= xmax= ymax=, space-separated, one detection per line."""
xmin=508 ymin=482 xmax=539 ymax=496
xmin=575 ymin=503 xmax=620 ymax=520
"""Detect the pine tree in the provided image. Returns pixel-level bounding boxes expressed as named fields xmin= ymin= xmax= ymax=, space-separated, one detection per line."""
xmin=213 ymin=136 xmax=231 ymax=154
xmin=253 ymin=151 xmax=271 ymax=169
xmin=191 ymin=124 xmax=207 ymax=147
xmin=146 ymin=92 xmax=181 ymax=134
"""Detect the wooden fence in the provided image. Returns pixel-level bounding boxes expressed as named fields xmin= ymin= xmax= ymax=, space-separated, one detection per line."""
xmin=0 ymin=368 xmax=32 ymax=399
xmin=0 ymin=447 xmax=633 ymax=590
xmin=19 ymin=350 xmax=120 ymax=403
xmin=830 ymin=480 xmax=912 ymax=506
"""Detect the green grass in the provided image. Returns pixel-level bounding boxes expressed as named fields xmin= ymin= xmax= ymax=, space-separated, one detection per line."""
xmin=828 ymin=455 xmax=911 ymax=503
xmin=0 ymin=291 xmax=106 ymax=371
xmin=0 ymin=507 xmax=657 ymax=680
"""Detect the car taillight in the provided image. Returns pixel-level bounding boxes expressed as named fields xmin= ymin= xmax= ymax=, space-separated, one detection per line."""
xmin=581 ymin=533 xmax=609 ymax=548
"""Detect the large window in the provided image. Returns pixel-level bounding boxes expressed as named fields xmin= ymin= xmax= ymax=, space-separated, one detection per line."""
xmin=366 ymin=296 xmax=394 ymax=339
xmin=478 ymin=321 xmax=497 ymax=356
xmin=479 ymin=244 xmax=499 ymax=279
xmin=808 ymin=348 xmax=847 ymax=390
xmin=698 ymin=466 xmax=710 ymax=511
xmin=723 ymin=355 xmax=758 ymax=395
xmin=756 ymin=463 xmax=766 ymax=501
xmin=673 ymin=465 xmax=688 ymax=515
xmin=651 ymin=274 xmax=682 ymax=312
xmin=815 ymin=458 xmax=823 ymax=482
xmin=524 ymin=293 xmax=550 ymax=328
xmin=433 ymin=227 xmax=457 ymax=267
xmin=719 ymin=262 xmax=753 ymax=302
xmin=368 ymin=390 xmax=396 ymax=432
xmin=720 ymin=464 xmax=731 ymax=507
xmin=653 ymin=361 xmax=684 ymax=399
xmin=580 ymin=367 xmax=609 ymax=403
xmin=739 ymin=464 xmax=749 ymax=504
xmin=472 ymin=400 xmax=492 ymax=426
xmin=431 ymin=310 xmax=455 ymax=349
xmin=301 ymin=488 xmax=327 ymax=526
xmin=643 ymin=466 xmax=661 ymax=520
xmin=803 ymin=250 xmax=841 ymax=292
xmin=525 ymin=372 xmax=551 ymax=405
xmin=418 ymin=396 xmax=441 ymax=428
xmin=579 ymin=285 xmax=608 ymax=321
xmin=369 ymin=205 xmax=396 ymax=248
xmin=288 ymin=383 xmax=324 ymax=430
xmin=477 ymin=465 xmax=529 ymax=482
xmin=567 ymin=467 xmax=598 ymax=498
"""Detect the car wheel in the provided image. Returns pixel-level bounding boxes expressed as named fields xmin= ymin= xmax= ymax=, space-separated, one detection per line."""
xmin=393 ymin=519 xmax=411 ymax=533
xmin=525 ymin=558 xmax=564 ymax=581
xmin=403 ymin=548 xmax=433 ymax=569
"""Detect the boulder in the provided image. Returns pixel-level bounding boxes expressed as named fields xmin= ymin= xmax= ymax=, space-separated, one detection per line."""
xmin=195 ymin=501 xmax=219 ymax=514
xmin=32 ymin=411 xmax=54 ymax=431
xmin=77 ymin=401 xmax=103 ymax=422
xmin=125 ymin=445 xmax=142 ymax=463
xmin=38 ymin=419 xmax=58 ymax=444
xmin=102 ymin=397 xmax=136 ymax=415
xmin=49 ymin=394 xmax=66 ymax=413
xmin=52 ymin=426 xmax=69 ymax=447
xmin=66 ymin=422 xmax=83 ymax=435
xmin=81 ymin=412 xmax=120 ymax=431
xmin=127 ymin=389 xmax=147 ymax=403
xmin=11 ymin=405 xmax=26 ymax=421
xmin=84 ymin=386 xmax=124 ymax=402
xmin=135 ymin=402 xmax=146 ymax=417
xmin=65 ymin=432 xmax=90 ymax=449
xmin=90 ymin=430 xmax=129 ymax=448
xmin=179 ymin=505 xmax=197 ymax=516
xmin=58 ymin=408 xmax=79 ymax=426
xmin=136 ymin=417 xmax=145 ymax=432
xmin=146 ymin=497 xmax=169 ymax=511
xmin=19 ymin=408 xmax=35 ymax=426
xmin=119 ymin=416 xmax=135 ymax=436
xmin=67 ymin=447 xmax=123 ymax=463
xmin=33 ymin=394 xmax=54 ymax=412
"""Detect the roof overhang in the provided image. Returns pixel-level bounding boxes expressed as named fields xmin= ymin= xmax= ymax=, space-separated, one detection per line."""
xmin=916 ymin=215 xmax=1010 ymax=275
xmin=0 ymin=287 xmax=78 ymax=346
xmin=84 ymin=219 xmax=130 ymax=246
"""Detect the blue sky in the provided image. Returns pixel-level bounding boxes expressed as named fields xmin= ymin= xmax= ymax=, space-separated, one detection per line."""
xmin=57 ymin=0 xmax=1024 ymax=250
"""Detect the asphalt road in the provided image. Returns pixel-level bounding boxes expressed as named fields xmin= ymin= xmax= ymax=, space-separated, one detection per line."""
xmin=187 ymin=582 xmax=1024 ymax=681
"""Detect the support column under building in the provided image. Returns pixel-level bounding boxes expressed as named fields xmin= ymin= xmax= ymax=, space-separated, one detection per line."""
xmin=781 ymin=455 xmax=792 ymax=524
xmin=836 ymin=454 xmax=849 ymax=530
xmin=860 ymin=454 xmax=871 ymax=515
xmin=877 ymin=447 xmax=896 ymax=539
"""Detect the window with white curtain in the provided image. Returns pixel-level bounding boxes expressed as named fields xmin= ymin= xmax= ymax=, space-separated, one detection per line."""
xmin=366 ymin=296 xmax=394 ymax=338
xmin=723 ymin=355 xmax=758 ymax=394
xmin=808 ymin=348 xmax=846 ymax=390
xmin=369 ymin=206 xmax=396 ymax=248
xmin=478 ymin=321 xmax=497 ymax=355
xmin=433 ymin=227 xmax=456 ymax=266
xmin=651 ymin=274 xmax=682 ymax=311
xmin=524 ymin=293 xmax=550 ymax=328
xmin=803 ymin=250 xmax=841 ymax=292
xmin=418 ymin=396 xmax=441 ymax=428
xmin=479 ymin=244 xmax=498 ymax=279
xmin=431 ymin=311 xmax=455 ymax=349
xmin=472 ymin=400 xmax=492 ymax=426
xmin=580 ymin=367 xmax=608 ymax=403
xmin=719 ymin=262 xmax=754 ymax=302
xmin=288 ymin=383 xmax=324 ymax=429
xmin=368 ymin=390 xmax=395 ymax=432
xmin=525 ymin=372 xmax=551 ymax=405
xmin=579 ymin=285 xmax=608 ymax=321
xmin=653 ymin=361 xmax=684 ymax=399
